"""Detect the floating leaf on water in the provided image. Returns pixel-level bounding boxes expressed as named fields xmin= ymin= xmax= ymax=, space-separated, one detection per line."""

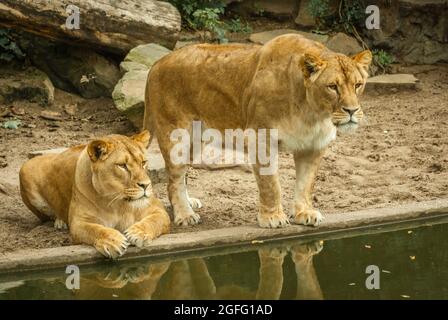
xmin=3 ymin=119 xmax=21 ymax=129
xmin=348 ymin=283 xmax=356 ymax=286
xmin=401 ymin=295 xmax=411 ymax=299
xmin=410 ymin=256 xmax=416 ymax=260
xmin=251 ymin=240 xmax=264 ymax=244
xmin=407 ymin=230 xmax=413 ymax=234
xmin=382 ymin=270 xmax=391 ymax=274
xmin=364 ymin=245 xmax=372 ymax=249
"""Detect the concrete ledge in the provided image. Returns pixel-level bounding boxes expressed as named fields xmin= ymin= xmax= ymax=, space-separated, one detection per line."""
xmin=0 ymin=199 xmax=447 ymax=274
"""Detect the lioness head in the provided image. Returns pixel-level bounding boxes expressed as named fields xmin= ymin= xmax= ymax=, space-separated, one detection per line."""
xmin=301 ymin=50 xmax=372 ymax=133
xmin=86 ymin=131 xmax=152 ymax=208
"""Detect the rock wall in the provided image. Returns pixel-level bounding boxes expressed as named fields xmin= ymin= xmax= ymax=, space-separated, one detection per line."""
xmin=227 ymin=0 xmax=448 ymax=64
xmin=365 ymin=0 xmax=448 ymax=64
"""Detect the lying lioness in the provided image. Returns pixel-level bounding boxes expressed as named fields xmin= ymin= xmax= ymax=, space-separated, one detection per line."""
xmin=19 ymin=131 xmax=170 ymax=258
xmin=144 ymin=34 xmax=371 ymax=228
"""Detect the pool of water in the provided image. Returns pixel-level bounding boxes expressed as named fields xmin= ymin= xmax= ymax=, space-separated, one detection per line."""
xmin=0 ymin=221 xmax=447 ymax=300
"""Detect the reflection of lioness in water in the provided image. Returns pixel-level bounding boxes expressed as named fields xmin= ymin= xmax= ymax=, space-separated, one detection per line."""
xmin=144 ymin=34 xmax=372 ymax=228
xmin=73 ymin=242 xmax=323 ymax=300
xmin=19 ymin=131 xmax=170 ymax=259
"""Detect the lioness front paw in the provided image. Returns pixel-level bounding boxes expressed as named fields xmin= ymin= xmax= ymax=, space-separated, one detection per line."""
xmin=174 ymin=211 xmax=201 ymax=226
xmin=258 ymin=247 xmax=288 ymax=261
xmin=124 ymin=224 xmax=155 ymax=248
xmin=291 ymin=241 xmax=324 ymax=264
xmin=291 ymin=204 xmax=323 ymax=227
xmin=94 ymin=230 xmax=129 ymax=259
xmin=257 ymin=208 xmax=290 ymax=229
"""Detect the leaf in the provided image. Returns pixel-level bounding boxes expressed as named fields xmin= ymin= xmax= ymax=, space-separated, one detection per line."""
xmin=3 ymin=119 xmax=21 ymax=129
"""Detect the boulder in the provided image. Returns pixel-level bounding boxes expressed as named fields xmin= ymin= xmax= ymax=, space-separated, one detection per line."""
xmin=112 ymin=70 xmax=149 ymax=129
xmin=0 ymin=67 xmax=54 ymax=106
xmin=366 ymin=74 xmax=419 ymax=93
xmin=326 ymin=33 xmax=364 ymax=56
xmin=124 ymin=44 xmax=171 ymax=69
xmin=249 ymin=29 xmax=329 ymax=45
xmin=113 ymin=43 xmax=172 ymax=128
xmin=119 ymin=61 xmax=148 ymax=74
xmin=17 ymin=34 xmax=121 ymax=99
xmin=0 ymin=0 xmax=181 ymax=53
xmin=295 ymin=0 xmax=316 ymax=28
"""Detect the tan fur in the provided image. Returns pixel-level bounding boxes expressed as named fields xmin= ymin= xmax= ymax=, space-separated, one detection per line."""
xmin=19 ymin=131 xmax=170 ymax=258
xmin=144 ymin=34 xmax=372 ymax=228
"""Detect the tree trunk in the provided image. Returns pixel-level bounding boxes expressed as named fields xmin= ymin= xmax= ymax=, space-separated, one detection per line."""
xmin=0 ymin=0 xmax=181 ymax=53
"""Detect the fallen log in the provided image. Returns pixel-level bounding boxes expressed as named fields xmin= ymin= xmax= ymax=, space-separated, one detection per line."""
xmin=0 ymin=0 xmax=181 ymax=53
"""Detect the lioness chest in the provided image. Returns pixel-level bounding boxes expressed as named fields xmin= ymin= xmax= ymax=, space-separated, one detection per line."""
xmin=277 ymin=116 xmax=336 ymax=152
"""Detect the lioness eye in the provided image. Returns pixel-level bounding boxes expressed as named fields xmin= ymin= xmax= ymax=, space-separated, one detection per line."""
xmin=117 ymin=163 xmax=128 ymax=171
xmin=355 ymin=83 xmax=363 ymax=89
xmin=328 ymin=84 xmax=338 ymax=93
xmin=142 ymin=160 xmax=148 ymax=168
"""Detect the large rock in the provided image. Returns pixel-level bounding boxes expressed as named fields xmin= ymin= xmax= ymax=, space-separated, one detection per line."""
xmin=0 ymin=67 xmax=54 ymax=106
xmin=295 ymin=0 xmax=316 ymax=28
xmin=16 ymin=33 xmax=121 ymax=98
xmin=112 ymin=70 xmax=149 ymax=129
xmin=123 ymin=44 xmax=171 ymax=69
xmin=326 ymin=33 xmax=364 ymax=56
xmin=366 ymin=74 xmax=419 ymax=93
xmin=0 ymin=0 xmax=181 ymax=53
xmin=114 ymin=44 xmax=172 ymax=128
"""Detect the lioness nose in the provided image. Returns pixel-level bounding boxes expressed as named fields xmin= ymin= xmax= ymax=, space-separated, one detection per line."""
xmin=137 ymin=182 xmax=150 ymax=190
xmin=343 ymin=107 xmax=359 ymax=116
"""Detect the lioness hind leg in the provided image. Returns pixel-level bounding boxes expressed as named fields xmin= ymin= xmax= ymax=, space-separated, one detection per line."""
xmin=167 ymin=164 xmax=201 ymax=226
xmin=54 ymin=218 xmax=68 ymax=230
xmin=157 ymin=131 xmax=201 ymax=226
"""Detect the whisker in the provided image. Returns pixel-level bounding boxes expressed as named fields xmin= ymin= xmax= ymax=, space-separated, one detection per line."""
xmin=107 ymin=193 xmax=122 ymax=207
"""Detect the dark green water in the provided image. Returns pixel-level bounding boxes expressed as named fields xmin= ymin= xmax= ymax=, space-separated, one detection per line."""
xmin=0 ymin=222 xmax=447 ymax=300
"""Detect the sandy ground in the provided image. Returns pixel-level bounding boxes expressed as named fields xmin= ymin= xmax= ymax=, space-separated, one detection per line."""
xmin=0 ymin=65 xmax=447 ymax=253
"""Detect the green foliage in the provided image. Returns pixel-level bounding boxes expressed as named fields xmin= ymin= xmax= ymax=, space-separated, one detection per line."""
xmin=373 ymin=49 xmax=394 ymax=70
xmin=226 ymin=18 xmax=252 ymax=34
xmin=0 ymin=29 xmax=25 ymax=62
xmin=307 ymin=0 xmax=331 ymax=21
xmin=3 ymin=119 xmax=21 ymax=130
xmin=168 ymin=0 xmax=250 ymax=43
xmin=340 ymin=0 xmax=365 ymax=31
xmin=192 ymin=7 xmax=228 ymax=42
xmin=308 ymin=0 xmax=366 ymax=32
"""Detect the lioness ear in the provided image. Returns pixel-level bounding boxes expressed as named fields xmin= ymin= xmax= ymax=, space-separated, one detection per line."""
xmin=301 ymin=53 xmax=325 ymax=79
xmin=132 ymin=130 xmax=151 ymax=148
xmin=87 ymin=140 xmax=113 ymax=162
xmin=352 ymin=50 xmax=372 ymax=72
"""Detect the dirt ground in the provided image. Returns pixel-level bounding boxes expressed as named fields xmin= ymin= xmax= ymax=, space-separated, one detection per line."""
xmin=0 ymin=64 xmax=447 ymax=254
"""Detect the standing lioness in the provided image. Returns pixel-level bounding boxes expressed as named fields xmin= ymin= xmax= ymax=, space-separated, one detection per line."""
xmin=144 ymin=34 xmax=372 ymax=228
xmin=19 ymin=131 xmax=170 ymax=258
